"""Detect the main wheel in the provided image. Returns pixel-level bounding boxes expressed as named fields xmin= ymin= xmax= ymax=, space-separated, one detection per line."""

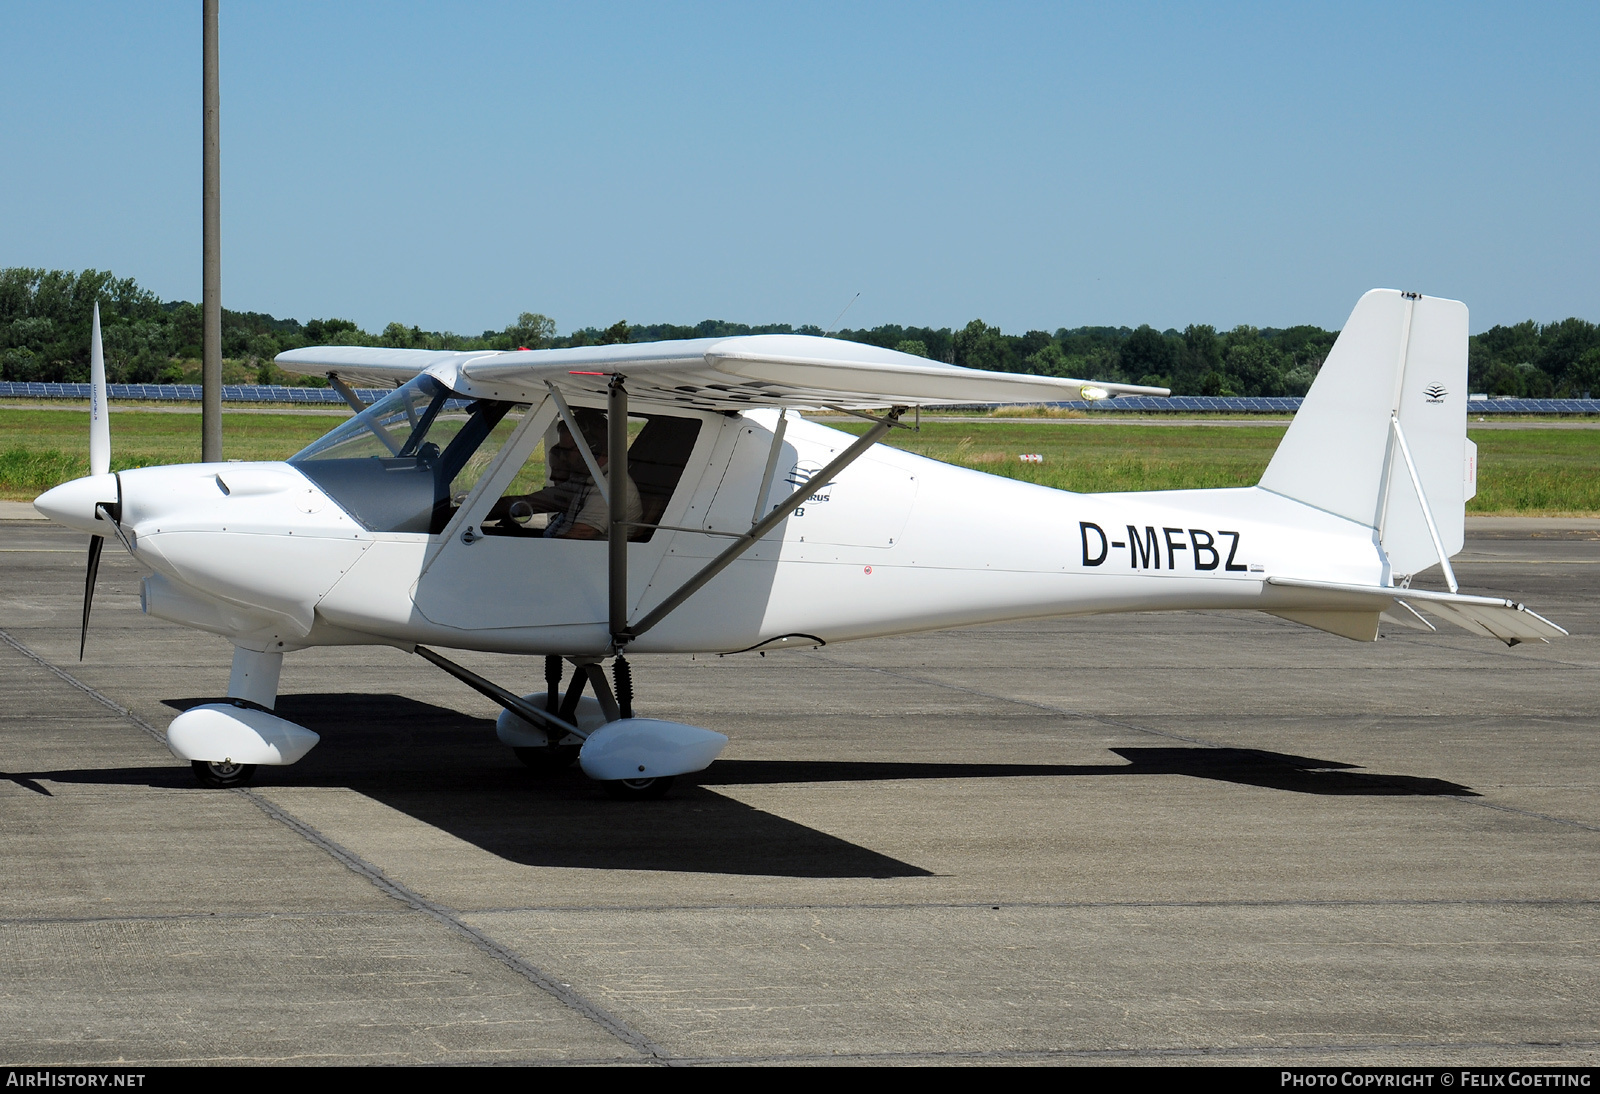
xmin=601 ymin=775 xmax=675 ymax=801
xmin=191 ymin=759 xmax=257 ymax=788
xmin=514 ymin=745 xmax=581 ymax=773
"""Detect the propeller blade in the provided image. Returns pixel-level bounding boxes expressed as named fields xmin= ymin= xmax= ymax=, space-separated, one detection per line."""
xmin=89 ymin=302 xmax=110 ymax=477
xmin=80 ymin=535 xmax=104 ymax=660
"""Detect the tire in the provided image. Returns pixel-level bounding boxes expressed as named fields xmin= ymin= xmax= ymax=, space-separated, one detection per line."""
xmin=514 ymin=745 xmax=580 ymax=773
xmin=191 ymin=759 xmax=257 ymax=788
xmin=601 ymin=775 xmax=675 ymax=801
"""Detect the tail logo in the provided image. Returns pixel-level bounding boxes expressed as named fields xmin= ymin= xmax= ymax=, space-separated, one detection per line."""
xmin=1424 ymin=384 xmax=1448 ymax=403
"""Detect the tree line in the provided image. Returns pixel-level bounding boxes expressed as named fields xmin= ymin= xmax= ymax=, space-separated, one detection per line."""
xmin=3 ymin=268 xmax=1597 ymax=398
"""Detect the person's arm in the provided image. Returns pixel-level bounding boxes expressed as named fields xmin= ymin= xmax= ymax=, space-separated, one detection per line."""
xmin=487 ymin=482 xmax=574 ymax=524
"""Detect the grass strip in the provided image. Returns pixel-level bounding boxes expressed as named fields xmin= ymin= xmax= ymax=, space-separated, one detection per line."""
xmin=840 ymin=421 xmax=1600 ymax=516
xmin=2 ymin=409 xmax=1595 ymax=515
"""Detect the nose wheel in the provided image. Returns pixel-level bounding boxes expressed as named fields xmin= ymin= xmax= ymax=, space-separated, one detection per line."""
xmin=191 ymin=759 xmax=257 ymax=788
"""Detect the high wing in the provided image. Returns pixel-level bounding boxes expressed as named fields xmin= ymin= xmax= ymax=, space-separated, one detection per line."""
xmin=277 ymin=334 xmax=1168 ymax=410
xmin=273 ymin=346 xmax=468 ymax=389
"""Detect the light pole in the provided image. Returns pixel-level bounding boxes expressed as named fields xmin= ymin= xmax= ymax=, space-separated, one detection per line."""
xmin=202 ymin=0 xmax=222 ymax=462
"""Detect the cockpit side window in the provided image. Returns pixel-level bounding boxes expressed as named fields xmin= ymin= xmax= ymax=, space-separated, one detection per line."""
xmin=482 ymin=409 xmax=702 ymax=541
xmin=626 ymin=414 xmax=702 ymax=540
xmin=291 ymin=375 xmax=523 ymax=533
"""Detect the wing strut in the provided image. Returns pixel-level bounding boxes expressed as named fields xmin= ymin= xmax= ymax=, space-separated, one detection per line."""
xmin=613 ymin=406 xmax=907 ymax=649
xmin=751 ymin=411 xmax=789 ymax=526
xmin=326 ymin=372 xmax=368 ymax=413
xmin=608 ymin=375 xmax=629 ymax=640
xmin=414 ymin=645 xmax=586 ymax=738
xmin=547 ymin=381 xmax=610 ymax=507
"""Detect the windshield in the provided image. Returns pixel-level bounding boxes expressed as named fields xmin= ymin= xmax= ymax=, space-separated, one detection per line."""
xmin=292 ymin=375 xmax=462 ymax=463
xmin=291 ymin=375 xmax=523 ymax=533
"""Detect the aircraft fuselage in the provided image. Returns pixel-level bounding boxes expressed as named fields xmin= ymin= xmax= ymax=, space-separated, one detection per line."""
xmin=95 ymin=410 xmax=1382 ymax=658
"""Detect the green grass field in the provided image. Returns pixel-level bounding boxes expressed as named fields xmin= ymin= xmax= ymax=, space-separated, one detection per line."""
xmin=0 ymin=408 xmax=337 ymax=499
xmin=840 ymin=420 xmax=1600 ymax=515
xmin=3 ymin=407 xmax=1597 ymax=515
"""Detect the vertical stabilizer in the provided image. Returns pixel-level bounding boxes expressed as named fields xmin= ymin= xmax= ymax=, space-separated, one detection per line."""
xmin=1258 ymin=289 xmax=1468 ymax=580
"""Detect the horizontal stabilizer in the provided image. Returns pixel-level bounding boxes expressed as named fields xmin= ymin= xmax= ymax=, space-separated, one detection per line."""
xmin=1266 ymin=609 xmax=1381 ymax=642
xmin=1266 ymin=576 xmax=1566 ymax=645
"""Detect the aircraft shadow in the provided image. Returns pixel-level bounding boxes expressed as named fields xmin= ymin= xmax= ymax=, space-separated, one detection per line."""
xmin=20 ymin=694 xmax=1473 ymax=879
xmin=698 ymin=749 xmax=1477 ymax=798
xmin=161 ymin=693 xmax=932 ymax=879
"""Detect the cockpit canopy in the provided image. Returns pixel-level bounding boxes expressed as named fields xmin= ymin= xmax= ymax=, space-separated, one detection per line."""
xmin=289 ymin=374 xmax=703 ymax=539
xmin=291 ymin=376 xmax=517 ymax=533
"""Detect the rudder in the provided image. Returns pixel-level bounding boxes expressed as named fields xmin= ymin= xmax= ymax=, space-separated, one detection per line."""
xmin=1258 ymin=289 xmax=1469 ymax=581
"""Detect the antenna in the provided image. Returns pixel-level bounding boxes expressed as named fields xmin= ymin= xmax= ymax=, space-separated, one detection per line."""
xmin=824 ymin=292 xmax=860 ymax=337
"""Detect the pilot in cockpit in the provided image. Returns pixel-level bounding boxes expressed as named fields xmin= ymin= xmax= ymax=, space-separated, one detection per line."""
xmin=487 ymin=408 xmax=642 ymax=539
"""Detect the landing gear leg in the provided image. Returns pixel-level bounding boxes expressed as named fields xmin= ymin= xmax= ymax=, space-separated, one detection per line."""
xmin=185 ymin=646 xmax=283 ymax=788
xmin=227 ymin=647 xmax=282 ymax=709
xmin=514 ymin=658 xmax=584 ymax=772
xmin=544 ymin=655 xmax=562 ymax=717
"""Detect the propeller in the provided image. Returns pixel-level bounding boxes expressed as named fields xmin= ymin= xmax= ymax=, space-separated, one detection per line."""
xmin=89 ymin=302 xmax=109 ymax=478
xmin=80 ymin=303 xmax=114 ymax=659
xmin=81 ymin=536 xmax=103 ymax=660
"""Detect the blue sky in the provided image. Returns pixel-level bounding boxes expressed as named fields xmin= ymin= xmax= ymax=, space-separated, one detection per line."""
xmin=2 ymin=2 xmax=1595 ymax=336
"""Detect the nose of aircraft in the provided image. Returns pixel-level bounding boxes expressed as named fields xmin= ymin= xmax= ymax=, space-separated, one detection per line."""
xmin=35 ymin=473 xmax=119 ymax=535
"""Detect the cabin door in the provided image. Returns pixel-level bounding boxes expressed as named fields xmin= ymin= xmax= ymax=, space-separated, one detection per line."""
xmin=412 ymin=400 xmax=713 ymax=634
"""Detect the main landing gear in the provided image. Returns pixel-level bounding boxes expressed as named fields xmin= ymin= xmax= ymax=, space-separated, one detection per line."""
xmin=507 ymin=655 xmax=674 ymax=799
xmin=191 ymin=759 xmax=257 ymax=788
xmin=601 ymin=774 xmax=675 ymax=801
xmin=416 ymin=646 xmax=727 ymax=801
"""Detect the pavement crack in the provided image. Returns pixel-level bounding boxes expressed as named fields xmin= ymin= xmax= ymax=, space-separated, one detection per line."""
xmin=233 ymin=789 xmax=673 ymax=1063
xmin=0 ymin=627 xmax=165 ymax=744
xmin=1447 ymin=795 xmax=1600 ymax=833
xmin=0 ymin=626 xmax=673 ymax=1065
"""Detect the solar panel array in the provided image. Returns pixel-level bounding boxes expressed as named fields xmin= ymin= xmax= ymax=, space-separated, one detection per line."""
xmin=0 ymin=382 xmax=390 ymax=404
xmin=0 ymin=381 xmax=1595 ymax=415
xmin=950 ymin=395 xmax=1600 ymax=414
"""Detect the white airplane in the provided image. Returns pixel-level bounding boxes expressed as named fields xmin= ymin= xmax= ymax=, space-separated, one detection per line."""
xmin=36 ymin=289 xmax=1564 ymax=797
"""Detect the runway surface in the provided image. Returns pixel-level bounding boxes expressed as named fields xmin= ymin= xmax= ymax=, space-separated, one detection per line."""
xmin=0 ymin=518 xmax=1595 ymax=1066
